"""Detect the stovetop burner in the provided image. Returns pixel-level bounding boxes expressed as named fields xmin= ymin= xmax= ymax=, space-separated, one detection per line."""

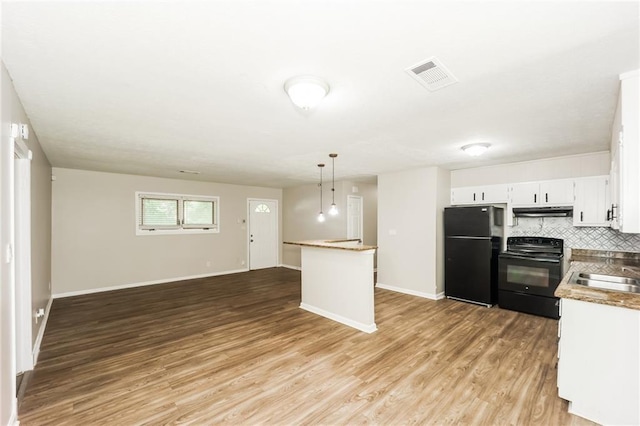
xmin=502 ymin=236 xmax=564 ymax=261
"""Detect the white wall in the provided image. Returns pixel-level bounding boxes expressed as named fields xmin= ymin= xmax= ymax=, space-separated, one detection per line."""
xmin=282 ymin=179 xmax=377 ymax=268
xmin=1 ymin=61 xmax=18 ymax=426
xmin=25 ymin=107 xmax=52 ymax=350
xmin=52 ymin=168 xmax=282 ymax=295
xmin=1 ymin=62 xmax=53 ymax=425
xmin=282 ymin=182 xmax=345 ymax=268
xmin=450 ymin=151 xmax=610 ymax=187
xmin=377 ymin=167 xmax=450 ymax=298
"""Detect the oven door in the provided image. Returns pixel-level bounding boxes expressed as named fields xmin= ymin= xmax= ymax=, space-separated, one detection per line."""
xmin=498 ymin=253 xmax=562 ymax=298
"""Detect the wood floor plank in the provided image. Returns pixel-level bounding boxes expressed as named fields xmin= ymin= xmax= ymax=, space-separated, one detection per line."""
xmin=19 ymin=267 xmax=595 ymax=425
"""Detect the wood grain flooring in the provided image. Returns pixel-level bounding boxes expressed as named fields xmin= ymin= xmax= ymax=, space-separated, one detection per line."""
xmin=19 ymin=268 xmax=594 ymax=425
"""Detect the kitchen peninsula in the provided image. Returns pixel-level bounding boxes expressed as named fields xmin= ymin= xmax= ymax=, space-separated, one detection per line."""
xmin=284 ymin=239 xmax=377 ymax=333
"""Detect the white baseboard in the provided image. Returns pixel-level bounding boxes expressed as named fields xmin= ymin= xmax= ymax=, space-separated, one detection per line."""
xmin=376 ymin=282 xmax=444 ymax=300
xmin=9 ymin=398 xmax=19 ymax=425
xmin=279 ymin=264 xmax=301 ymax=271
xmin=52 ymin=268 xmax=250 ymax=299
xmin=299 ymin=303 xmax=377 ymax=334
xmin=32 ymin=296 xmax=54 ymax=366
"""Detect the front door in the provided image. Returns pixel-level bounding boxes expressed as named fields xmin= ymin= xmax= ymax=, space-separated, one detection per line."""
xmin=248 ymin=199 xmax=278 ymax=270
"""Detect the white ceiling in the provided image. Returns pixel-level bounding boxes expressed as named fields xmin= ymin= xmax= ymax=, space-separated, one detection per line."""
xmin=2 ymin=1 xmax=639 ymax=187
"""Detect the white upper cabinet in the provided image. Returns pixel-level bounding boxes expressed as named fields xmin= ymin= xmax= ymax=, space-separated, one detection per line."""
xmin=573 ymin=176 xmax=610 ymax=227
xmin=509 ymin=182 xmax=539 ymax=205
xmin=611 ymin=70 xmax=640 ymax=233
xmin=450 ymin=184 xmax=509 ymax=205
xmin=510 ymin=179 xmax=575 ymax=207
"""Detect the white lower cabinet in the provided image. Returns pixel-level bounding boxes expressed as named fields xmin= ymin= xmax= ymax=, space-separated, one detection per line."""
xmin=557 ymin=298 xmax=640 ymax=425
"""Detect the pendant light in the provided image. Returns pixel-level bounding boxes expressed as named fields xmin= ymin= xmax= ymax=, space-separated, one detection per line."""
xmin=317 ymin=163 xmax=326 ymax=222
xmin=329 ymin=153 xmax=338 ymax=215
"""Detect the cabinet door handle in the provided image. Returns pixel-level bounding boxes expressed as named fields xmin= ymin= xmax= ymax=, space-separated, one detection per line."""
xmin=534 ymin=194 xmax=537 ymax=203
xmin=545 ymin=193 xmax=548 ymax=203
xmin=580 ymin=211 xmax=584 ymax=222
xmin=607 ymin=209 xmax=611 ymax=221
xmin=482 ymin=192 xmax=485 ymax=201
xmin=473 ymin=193 xmax=476 ymax=201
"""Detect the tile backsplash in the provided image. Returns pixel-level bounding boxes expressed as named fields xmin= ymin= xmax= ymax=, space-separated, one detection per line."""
xmin=510 ymin=217 xmax=640 ymax=252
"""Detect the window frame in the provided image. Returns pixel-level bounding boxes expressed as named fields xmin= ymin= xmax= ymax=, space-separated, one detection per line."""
xmin=135 ymin=191 xmax=220 ymax=236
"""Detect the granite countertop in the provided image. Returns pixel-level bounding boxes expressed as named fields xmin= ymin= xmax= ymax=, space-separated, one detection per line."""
xmin=555 ymin=249 xmax=640 ymax=311
xmin=284 ymin=239 xmax=378 ymax=251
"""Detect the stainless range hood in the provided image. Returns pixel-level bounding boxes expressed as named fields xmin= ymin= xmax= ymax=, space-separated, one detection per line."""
xmin=512 ymin=206 xmax=574 ymax=217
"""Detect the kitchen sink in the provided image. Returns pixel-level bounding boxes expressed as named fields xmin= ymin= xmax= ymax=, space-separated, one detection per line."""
xmin=578 ymin=273 xmax=640 ymax=285
xmin=569 ymin=272 xmax=640 ymax=294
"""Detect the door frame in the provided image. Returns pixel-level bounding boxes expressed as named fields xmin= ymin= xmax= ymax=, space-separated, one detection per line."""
xmin=246 ymin=198 xmax=279 ymax=270
xmin=14 ymin=139 xmax=33 ymax=373
xmin=347 ymin=195 xmax=363 ymax=241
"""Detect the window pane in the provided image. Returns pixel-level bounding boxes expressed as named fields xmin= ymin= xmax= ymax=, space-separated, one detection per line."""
xmin=254 ymin=203 xmax=270 ymax=213
xmin=141 ymin=198 xmax=178 ymax=226
xmin=184 ymin=200 xmax=214 ymax=225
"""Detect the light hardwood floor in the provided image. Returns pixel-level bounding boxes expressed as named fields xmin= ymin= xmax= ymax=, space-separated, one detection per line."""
xmin=20 ymin=268 xmax=594 ymax=425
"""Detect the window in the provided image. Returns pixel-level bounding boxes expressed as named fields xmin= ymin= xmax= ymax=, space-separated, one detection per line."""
xmin=136 ymin=192 xmax=219 ymax=235
xmin=254 ymin=203 xmax=271 ymax=213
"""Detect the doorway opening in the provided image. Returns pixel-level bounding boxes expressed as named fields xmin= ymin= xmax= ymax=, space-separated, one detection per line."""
xmin=347 ymin=195 xmax=363 ymax=242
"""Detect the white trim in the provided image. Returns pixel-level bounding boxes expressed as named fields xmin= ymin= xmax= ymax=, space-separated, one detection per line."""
xmin=14 ymin=154 xmax=33 ymax=373
xmin=14 ymin=138 xmax=31 ymax=160
xmin=8 ymin=399 xmax=19 ymax=425
xmin=52 ymin=268 xmax=249 ymax=299
xmin=32 ymin=296 xmax=53 ymax=366
xmin=620 ymin=69 xmax=640 ymax=80
xmin=375 ymin=282 xmax=444 ymax=300
xmin=279 ymin=264 xmax=301 ymax=271
xmin=300 ymin=303 xmax=377 ymax=334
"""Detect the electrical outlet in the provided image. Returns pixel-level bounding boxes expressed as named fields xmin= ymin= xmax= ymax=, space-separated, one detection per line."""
xmin=206 ymin=261 xmax=211 ymax=267
xmin=241 ymin=260 xmax=246 ymax=266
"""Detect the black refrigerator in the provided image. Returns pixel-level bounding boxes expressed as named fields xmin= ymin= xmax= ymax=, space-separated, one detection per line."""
xmin=444 ymin=206 xmax=503 ymax=307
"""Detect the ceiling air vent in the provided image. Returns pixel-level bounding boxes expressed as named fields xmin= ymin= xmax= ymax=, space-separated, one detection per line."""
xmin=405 ymin=56 xmax=458 ymax=91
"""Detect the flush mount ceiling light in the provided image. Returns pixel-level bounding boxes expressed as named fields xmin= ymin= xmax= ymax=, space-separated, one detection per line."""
xmin=284 ymin=76 xmax=329 ymax=110
xmin=461 ymin=143 xmax=491 ymax=157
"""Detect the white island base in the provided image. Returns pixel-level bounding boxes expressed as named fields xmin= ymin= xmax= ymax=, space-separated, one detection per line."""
xmin=287 ymin=240 xmax=377 ymax=333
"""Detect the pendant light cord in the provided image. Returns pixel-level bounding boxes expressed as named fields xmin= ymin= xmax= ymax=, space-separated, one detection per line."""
xmin=320 ymin=166 xmax=323 ymax=211
xmin=331 ymin=156 xmax=335 ymax=204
